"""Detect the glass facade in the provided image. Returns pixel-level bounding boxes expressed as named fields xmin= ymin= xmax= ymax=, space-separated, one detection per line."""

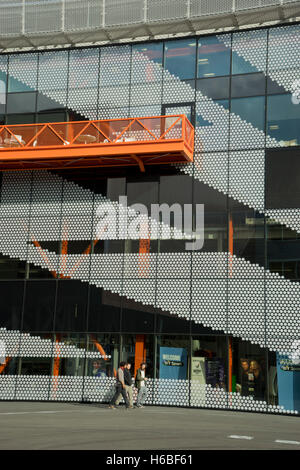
xmin=0 ymin=25 xmax=300 ymax=414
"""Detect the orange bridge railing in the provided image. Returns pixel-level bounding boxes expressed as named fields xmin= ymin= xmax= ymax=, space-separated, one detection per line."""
xmin=0 ymin=115 xmax=194 ymax=171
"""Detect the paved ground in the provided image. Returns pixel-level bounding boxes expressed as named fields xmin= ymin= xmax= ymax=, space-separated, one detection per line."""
xmin=0 ymin=401 xmax=299 ymax=450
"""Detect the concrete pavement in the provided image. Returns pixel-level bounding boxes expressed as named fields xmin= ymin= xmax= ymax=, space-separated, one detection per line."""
xmin=0 ymin=402 xmax=299 ymax=450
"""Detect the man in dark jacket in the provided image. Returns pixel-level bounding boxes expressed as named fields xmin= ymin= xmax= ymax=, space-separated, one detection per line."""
xmin=109 ymin=362 xmax=130 ymax=409
xmin=135 ymin=362 xmax=147 ymax=408
xmin=115 ymin=362 xmax=134 ymax=408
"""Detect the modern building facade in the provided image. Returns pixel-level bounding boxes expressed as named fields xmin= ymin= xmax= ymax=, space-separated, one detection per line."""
xmin=0 ymin=0 xmax=300 ymax=414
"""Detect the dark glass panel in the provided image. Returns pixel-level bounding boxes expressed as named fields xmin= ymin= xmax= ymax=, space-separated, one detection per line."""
xmin=267 ymin=94 xmax=300 ymax=145
xmin=198 ymin=35 xmax=230 ymax=78
xmin=267 ymin=77 xmax=287 ymax=95
xmin=0 ymin=280 xmax=24 ymax=329
xmin=22 ymin=280 xmax=56 ymax=332
xmin=229 ymin=201 xmax=265 ymax=267
xmin=107 ymin=177 xmax=126 ymax=202
xmin=194 ymin=179 xmax=228 ymax=254
xmin=37 ymin=111 xmax=66 ymax=123
xmin=231 ymin=96 xmax=265 ymax=131
xmin=127 ymin=179 xmax=159 ymax=210
xmin=164 ymin=39 xmax=196 ymax=80
xmin=121 ymin=296 xmax=156 ymax=333
xmin=6 ymin=92 xmax=36 ymax=114
xmin=20 ymin=357 xmax=52 ymax=376
xmin=0 ymin=254 xmax=26 ymax=279
xmin=37 ymin=93 xmax=66 ymax=112
xmin=197 ymin=77 xmax=230 ymax=99
xmin=231 ymin=73 xmax=265 ymax=98
xmin=88 ymin=285 xmax=121 ymax=332
xmin=6 ymin=114 xmax=35 ymax=124
xmin=267 ymin=218 xmax=300 ymax=280
xmin=55 ymin=280 xmax=88 ymax=331
xmin=157 ymin=309 xmax=190 ymax=334
xmin=265 ymin=148 xmax=300 ymax=209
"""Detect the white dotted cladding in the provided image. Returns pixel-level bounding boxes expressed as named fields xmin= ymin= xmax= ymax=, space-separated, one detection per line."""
xmin=38 ymin=50 xmax=69 ymax=106
xmin=31 ymin=171 xmax=63 ymax=217
xmin=176 ymin=152 xmax=229 ymax=196
xmin=268 ymin=24 xmax=300 ymax=72
xmin=221 ymin=29 xmax=268 ymax=74
xmin=266 ymin=277 xmax=300 ymax=354
xmin=0 ymin=171 xmax=32 ymax=218
xmin=195 ymin=98 xmax=229 ymax=152
xmin=265 ymin=209 xmax=300 ymax=234
xmin=228 ymin=279 xmax=265 ymax=346
xmin=229 ymin=149 xmax=265 ymax=212
xmin=156 ymin=279 xmax=190 ymax=320
xmin=67 ymin=48 xmax=99 ymax=114
xmin=8 ymin=53 xmax=38 ymax=91
xmin=192 ymin=279 xmax=227 ymax=332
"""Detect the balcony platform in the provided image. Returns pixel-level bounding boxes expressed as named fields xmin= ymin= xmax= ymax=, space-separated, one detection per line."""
xmin=0 ymin=115 xmax=194 ymax=172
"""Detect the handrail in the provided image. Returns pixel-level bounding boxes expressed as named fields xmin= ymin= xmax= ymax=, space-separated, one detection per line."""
xmin=0 ymin=114 xmax=192 ymax=149
xmin=0 ymin=0 xmax=297 ymax=50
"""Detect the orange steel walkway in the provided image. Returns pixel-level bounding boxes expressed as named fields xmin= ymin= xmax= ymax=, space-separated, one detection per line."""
xmin=0 ymin=115 xmax=194 ymax=171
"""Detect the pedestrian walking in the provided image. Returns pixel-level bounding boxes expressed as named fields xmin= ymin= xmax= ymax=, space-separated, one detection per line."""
xmin=115 ymin=362 xmax=134 ymax=408
xmin=135 ymin=362 xmax=147 ymax=408
xmin=109 ymin=361 xmax=130 ymax=409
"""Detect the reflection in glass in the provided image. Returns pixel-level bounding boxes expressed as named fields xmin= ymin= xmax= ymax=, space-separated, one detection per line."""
xmin=22 ymin=280 xmax=56 ymax=332
xmin=231 ymin=73 xmax=265 ymax=98
xmin=53 ymin=333 xmax=86 ymax=376
xmin=164 ymin=39 xmax=196 ymax=80
xmin=267 ymin=94 xmax=300 ymax=146
xmin=0 ymin=280 xmax=24 ymax=329
xmin=88 ymin=286 xmax=121 ymax=332
xmin=197 ymin=76 xmax=230 ymax=100
xmin=267 ymin=220 xmax=300 ymax=280
xmin=198 ymin=36 xmax=230 ymax=78
xmin=6 ymin=114 xmax=35 ymax=124
xmin=6 ymin=92 xmax=36 ymax=114
xmin=133 ymin=42 xmax=163 ymax=65
xmin=55 ymin=280 xmax=88 ymax=332
xmin=192 ymin=336 xmax=227 ymax=390
xmin=86 ymin=334 xmax=119 ymax=378
xmin=232 ymin=338 xmax=267 ymax=404
xmin=231 ymin=96 xmax=265 ymax=131
xmin=229 ymin=205 xmax=265 ymax=266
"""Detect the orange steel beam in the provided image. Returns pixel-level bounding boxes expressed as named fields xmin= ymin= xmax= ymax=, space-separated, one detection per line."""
xmin=60 ymin=220 xmax=69 ymax=278
xmin=138 ymin=238 xmax=150 ymax=277
xmin=229 ymin=215 xmax=233 ymax=278
xmin=0 ymin=356 xmax=12 ymax=374
xmin=131 ymin=154 xmax=145 ymax=173
xmin=228 ymin=337 xmax=233 ymax=394
xmin=134 ymin=334 xmax=146 ymax=377
xmin=89 ymin=335 xmax=108 ymax=361
xmin=0 ymin=115 xmax=194 ymax=171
